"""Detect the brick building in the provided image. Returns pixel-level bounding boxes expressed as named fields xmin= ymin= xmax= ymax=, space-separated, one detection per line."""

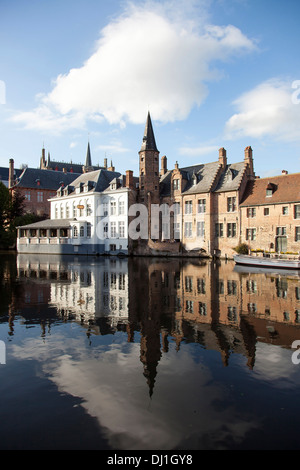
xmin=9 ymin=158 xmax=81 ymax=217
xmin=239 ymin=171 xmax=300 ymax=254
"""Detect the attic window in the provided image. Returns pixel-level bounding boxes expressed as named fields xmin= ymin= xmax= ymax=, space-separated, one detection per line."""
xmin=266 ymin=183 xmax=276 ymax=197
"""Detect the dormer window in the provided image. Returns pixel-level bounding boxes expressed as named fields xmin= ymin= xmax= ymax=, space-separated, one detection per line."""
xmin=173 ymin=179 xmax=179 ymax=190
xmin=266 ymin=182 xmax=276 ymax=197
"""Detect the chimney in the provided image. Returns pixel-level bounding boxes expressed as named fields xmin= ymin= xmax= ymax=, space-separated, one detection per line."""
xmin=160 ymin=155 xmax=167 ymax=176
xmin=9 ymin=158 xmax=14 ymax=188
xmin=126 ymin=170 xmax=134 ymax=189
xmin=244 ymin=146 xmax=255 ymax=177
xmin=175 ymin=161 xmax=179 ymax=170
xmin=282 ymin=170 xmax=288 ymax=175
xmin=219 ymin=148 xmax=227 ymax=168
xmin=108 ymin=160 xmax=115 ymax=172
xmin=104 ymin=158 xmax=107 ymax=169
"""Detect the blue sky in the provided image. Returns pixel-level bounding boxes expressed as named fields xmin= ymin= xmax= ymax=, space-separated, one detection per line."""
xmin=1 ymin=0 xmax=300 ymax=178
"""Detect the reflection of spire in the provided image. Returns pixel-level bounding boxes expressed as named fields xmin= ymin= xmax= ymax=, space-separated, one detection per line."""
xmin=140 ymin=333 xmax=161 ymax=397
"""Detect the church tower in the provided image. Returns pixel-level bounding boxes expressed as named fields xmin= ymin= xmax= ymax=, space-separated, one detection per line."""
xmin=139 ymin=112 xmax=160 ymax=203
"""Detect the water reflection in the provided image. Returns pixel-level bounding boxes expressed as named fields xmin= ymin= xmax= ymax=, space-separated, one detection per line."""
xmin=2 ymin=253 xmax=300 ymax=449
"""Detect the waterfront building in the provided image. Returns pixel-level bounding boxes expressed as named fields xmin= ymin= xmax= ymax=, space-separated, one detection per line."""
xmin=17 ymin=165 xmax=137 ymax=255
xmin=16 ymin=112 xmax=300 ymax=258
xmin=239 ymin=171 xmax=300 ymax=254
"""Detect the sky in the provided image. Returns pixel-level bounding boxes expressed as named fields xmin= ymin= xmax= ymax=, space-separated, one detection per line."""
xmin=1 ymin=0 xmax=300 ymax=178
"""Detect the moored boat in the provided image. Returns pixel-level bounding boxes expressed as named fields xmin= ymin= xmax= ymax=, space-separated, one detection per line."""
xmin=233 ymin=254 xmax=300 ymax=270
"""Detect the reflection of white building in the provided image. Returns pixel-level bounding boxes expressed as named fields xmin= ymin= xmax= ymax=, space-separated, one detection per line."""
xmin=16 ymin=255 xmax=129 ymax=327
xmin=17 ymin=167 xmax=137 ymax=256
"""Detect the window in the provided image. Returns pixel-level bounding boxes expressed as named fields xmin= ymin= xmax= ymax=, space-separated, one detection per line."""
xmin=246 ymin=228 xmax=256 ymax=240
xmin=227 ymin=223 xmax=236 ymax=238
xmin=197 ymin=278 xmax=206 ymax=294
xmin=199 ymin=302 xmax=207 ymax=316
xmin=119 ymin=221 xmax=125 ymax=238
xmin=184 ymin=222 xmax=192 ymax=238
xmin=103 ymin=202 xmax=108 ymax=217
xmin=119 ymin=274 xmax=126 ymax=290
xmin=111 ymin=201 xmax=116 ymax=215
xmin=264 ymin=207 xmax=269 ymax=216
xmin=37 ymin=191 xmax=43 ymax=202
xmin=25 ymin=191 xmax=31 ymax=201
xmin=246 ymin=280 xmax=257 ymax=293
xmin=111 ymin=222 xmax=116 ymax=237
xmin=185 ymin=276 xmax=193 ymax=292
xmin=173 ymin=202 xmax=181 ymax=215
xmin=87 ymin=223 xmax=91 ymax=238
xmin=247 ymin=207 xmax=256 ymax=218
xmin=80 ymin=226 xmax=85 ymax=237
xmin=198 ymin=199 xmax=206 ymax=213
xmin=173 ymin=179 xmax=179 ymax=190
xmin=296 ymin=227 xmax=300 ymax=241
xmin=266 ymin=188 xmax=273 ymax=197
xmin=227 ymin=197 xmax=236 ymax=212
xmin=276 ymin=226 xmax=286 ymax=236
xmin=295 ymin=205 xmax=300 ymax=219
xmin=185 ymin=300 xmax=194 ymax=313
xmin=228 ymin=307 xmax=237 ymax=322
xmin=119 ymin=200 xmax=125 ymax=215
xmin=73 ymin=226 xmax=78 ymax=238
xmin=197 ymin=221 xmax=205 ymax=237
xmin=73 ymin=203 xmax=76 ymax=218
xmin=55 ymin=205 xmax=58 ymax=219
xmin=185 ymin=200 xmax=192 ymax=214
xmin=174 ymin=222 xmax=180 ymax=240
xmin=282 ymin=206 xmax=288 ymax=215
xmin=215 ymin=223 xmax=223 ymax=238
xmin=60 ymin=205 xmax=64 ymax=218
xmin=103 ymin=222 xmax=108 ymax=238
xmin=66 ymin=205 xmax=70 ymax=219
xmin=87 ymin=204 xmax=92 ymax=216
xmin=227 ymin=280 xmax=237 ymax=295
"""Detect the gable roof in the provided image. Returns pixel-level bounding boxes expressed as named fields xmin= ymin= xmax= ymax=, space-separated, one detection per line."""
xmin=240 ymin=172 xmax=300 ymax=207
xmin=213 ymin=162 xmax=246 ymax=193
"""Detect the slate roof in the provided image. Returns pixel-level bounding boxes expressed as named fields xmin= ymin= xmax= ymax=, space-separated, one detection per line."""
xmin=181 ymin=162 xmax=221 ymax=194
xmin=18 ymin=218 xmax=74 ymax=229
xmin=159 ymin=160 xmax=247 ymax=197
xmin=14 ymin=168 xmax=81 ymax=190
xmin=0 ymin=166 xmax=22 ymax=185
xmin=57 ymin=168 xmax=122 ymax=196
xmin=140 ymin=112 xmax=159 ymax=152
xmin=240 ymin=172 xmax=300 ymax=207
xmin=213 ymin=162 xmax=246 ymax=193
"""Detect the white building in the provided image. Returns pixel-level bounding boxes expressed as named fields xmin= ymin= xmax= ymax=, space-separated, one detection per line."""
xmin=17 ymin=168 xmax=137 ymax=256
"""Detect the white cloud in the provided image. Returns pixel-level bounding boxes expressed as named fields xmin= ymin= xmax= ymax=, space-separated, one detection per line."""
xmin=10 ymin=1 xmax=255 ymax=133
xmin=96 ymin=142 xmax=130 ymax=154
xmin=225 ymin=78 xmax=300 ymax=141
xmin=179 ymin=144 xmax=219 ymax=157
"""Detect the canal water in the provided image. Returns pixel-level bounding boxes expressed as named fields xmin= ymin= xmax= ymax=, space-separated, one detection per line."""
xmin=1 ymin=252 xmax=300 ymax=450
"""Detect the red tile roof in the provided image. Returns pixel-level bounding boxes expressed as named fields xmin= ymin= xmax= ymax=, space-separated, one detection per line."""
xmin=240 ymin=172 xmax=300 ymax=206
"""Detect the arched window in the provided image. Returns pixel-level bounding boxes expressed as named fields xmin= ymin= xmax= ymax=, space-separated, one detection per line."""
xmin=60 ymin=204 xmax=64 ymax=219
xmin=73 ymin=203 xmax=76 ymax=218
xmin=55 ymin=205 xmax=58 ymax=219
xmin=80 ymin=226 xmax=85 ymax=237
xmin=66 ymin=204 xmax=70 ymax=219
xmin=73 ymin=226 xmax=78 ymax=238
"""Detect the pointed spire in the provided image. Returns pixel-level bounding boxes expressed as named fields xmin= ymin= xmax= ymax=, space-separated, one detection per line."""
xmin=85 ymin=142 xmax=92 ymax=168
xmin=140 ymin=112 xmax=158 ymax=152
